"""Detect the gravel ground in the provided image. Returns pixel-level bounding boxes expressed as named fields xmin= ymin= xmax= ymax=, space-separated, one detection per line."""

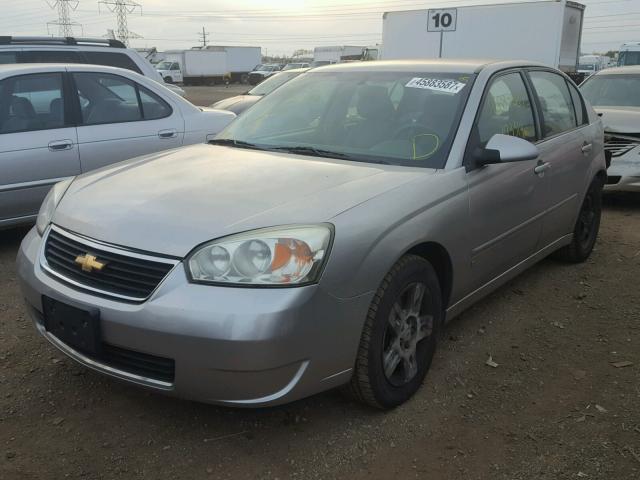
xmin=0 ymin=85 xmax=638 ymax=479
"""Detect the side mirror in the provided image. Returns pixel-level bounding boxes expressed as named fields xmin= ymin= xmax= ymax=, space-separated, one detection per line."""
xmin=475 ymin=134 xmax=539 ymax=166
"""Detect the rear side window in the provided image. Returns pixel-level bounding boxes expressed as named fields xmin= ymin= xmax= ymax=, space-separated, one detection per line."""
xmin=139 ymin=87 xmax=171 ymax=120
xmin=20 ymin=50 xmax=82 ymax=64
xmin=476 ymin=72 xmax=536 ymax=145
xmin=82 ymin=52 xmax=142 ymax=74
xmin=529 ymin=71 xmax=577 ymax=138
xmin=566 ymin=81 xmax=587 ymax=126
xmin=0 ymin=73 xmax=66 ymax=134
xmin=73 ymin=72 xmax=171 ymax=126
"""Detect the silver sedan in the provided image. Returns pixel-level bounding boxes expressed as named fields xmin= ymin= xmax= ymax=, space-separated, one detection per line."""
xmin=17 ymin=60 xmax=606 ymax=409
xmin=580 ymin=65 xmax=640 ymax=192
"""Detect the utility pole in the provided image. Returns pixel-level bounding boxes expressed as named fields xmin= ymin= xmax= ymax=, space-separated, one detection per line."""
xmin=197 ymin=26 xmax=210 ymax=48
xmin=98 ymin=0 xmax=142 ymax=46
xmin=46 ymin=0 xmax=81 ymax=37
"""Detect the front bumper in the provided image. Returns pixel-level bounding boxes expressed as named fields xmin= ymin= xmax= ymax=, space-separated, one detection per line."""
xmin=16 ymin=227 xmax=373 ymax=406
xmin=604 ymin=152 xmax=640 ymax=192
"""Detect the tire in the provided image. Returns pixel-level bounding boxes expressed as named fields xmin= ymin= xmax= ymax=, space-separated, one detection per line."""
xmin=345 ymin=255 xmax=442 ymax=409
xmin=163 ymin=76 xmax=173 ymax=84
xmin=553 ymin=177 xmax=603 ymax=263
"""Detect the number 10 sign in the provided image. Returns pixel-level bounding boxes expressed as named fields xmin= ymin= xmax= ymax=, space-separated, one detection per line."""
xmin=427 ymin=8 xmax=457 ymax=32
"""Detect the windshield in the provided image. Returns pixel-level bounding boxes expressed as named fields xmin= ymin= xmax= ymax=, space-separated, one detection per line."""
xmin=216 ymin=70 xmax=475 ymax=168
xmin=156 ymin=61 xmax=172 ymax=70
xmin=283 ymin=63 xmax=305 ymax=70
xmin=618 ymin=51 xmax=640 ymax=66
xmin=248 ymin=71 xmax=301 ymax=95
xmin=581 ymin=75 xmax=640 ymax=107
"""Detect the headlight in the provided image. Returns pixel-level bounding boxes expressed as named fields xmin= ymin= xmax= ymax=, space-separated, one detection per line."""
xmin=36 ymin=178 xmax=74 ymax=235
xmin=187 ymin=225 xmax=333 ymax=286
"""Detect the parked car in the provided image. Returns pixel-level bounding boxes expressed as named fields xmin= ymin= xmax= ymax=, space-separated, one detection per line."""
xmin=580 ymin=66 xmax=640 ymax=191
xmin=282 ymin=62 xmax=310 ymax=70
xmin=0 ymin=63 xmax=235 ymax=229
xmin=0 ymin=36 xmax=186 ymax=97
xmin=248 ymin=64 xmax=283 ymax=85
xmin=210 ymin=68 xmax=309 ymax=114
xmin=17 ymin=60 xmax=606 ymax=409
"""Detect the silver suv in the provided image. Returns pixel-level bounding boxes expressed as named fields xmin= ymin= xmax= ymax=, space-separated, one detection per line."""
xmin=0 ymin=36 xmax=185 ymax=96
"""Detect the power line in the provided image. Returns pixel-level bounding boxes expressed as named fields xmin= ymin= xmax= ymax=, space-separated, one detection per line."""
xmin=98 ymin=0 xmax=141 ymax=46
xmin=46 ymin=0 xmax=81 ymax=36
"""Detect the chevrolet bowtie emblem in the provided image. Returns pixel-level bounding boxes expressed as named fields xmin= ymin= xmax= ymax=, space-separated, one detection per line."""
xmin=75 ymin=254 xmax=106 ymax=273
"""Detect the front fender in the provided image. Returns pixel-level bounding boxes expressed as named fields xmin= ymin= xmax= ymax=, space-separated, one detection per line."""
xmin=321 ymin=168 xmax=471 ymax=306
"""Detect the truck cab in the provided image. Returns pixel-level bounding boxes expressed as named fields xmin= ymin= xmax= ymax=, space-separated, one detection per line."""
xmin=156 ymin=61 xmax=183 ymax=84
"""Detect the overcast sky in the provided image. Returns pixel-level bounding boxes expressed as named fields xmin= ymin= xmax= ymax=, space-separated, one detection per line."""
xmin=4 ymin=0 xmax=640 ymax=55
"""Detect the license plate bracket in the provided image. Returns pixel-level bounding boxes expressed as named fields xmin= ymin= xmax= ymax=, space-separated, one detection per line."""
xmin=42 ymin=296 xmax=101 ymax=355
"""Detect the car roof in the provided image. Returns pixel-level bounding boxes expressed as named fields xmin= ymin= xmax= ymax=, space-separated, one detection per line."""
xmin=0 ymin=62 xmax=143 ymax=78
xmin=278 ymin=67 xmax=311 ymax=73
xmin=312 ymin=59 xmax=548 ymax=74
xmin=593 ymin=66 xmax=640 ymax=75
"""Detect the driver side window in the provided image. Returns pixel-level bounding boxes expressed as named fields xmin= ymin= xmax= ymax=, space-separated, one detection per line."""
xmin=477 ymin=72 xmax=536 ymax=145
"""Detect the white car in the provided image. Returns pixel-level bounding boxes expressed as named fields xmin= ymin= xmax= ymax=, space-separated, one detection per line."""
xmin=0 ymin=36 xmax=186 ymax=97
xmin=0 ymin=63 xmax=235 ymax=229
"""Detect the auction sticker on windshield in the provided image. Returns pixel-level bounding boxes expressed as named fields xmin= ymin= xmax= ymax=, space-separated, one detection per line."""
xmin=405 ymin=77 xmax=466 ymax=94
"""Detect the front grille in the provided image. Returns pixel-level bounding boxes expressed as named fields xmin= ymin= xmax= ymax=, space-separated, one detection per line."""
xmin=43 ymin=226 xmax=177 ymax=301
xmin=99 ymin=343 xmax=175 ymax=383
xmin=605 ymin=134 xmax=640 ymax=157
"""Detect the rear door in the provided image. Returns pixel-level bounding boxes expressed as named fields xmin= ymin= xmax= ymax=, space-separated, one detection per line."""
xmin=465 ymin=70 xmax=546 ymax=289
xmin=71 ymin=71 xmax=184 ymax=172
xmin=526 ymin=70 xmax=590 ymax=247
xmin=0 ymin=71 xmax=80 ymax=225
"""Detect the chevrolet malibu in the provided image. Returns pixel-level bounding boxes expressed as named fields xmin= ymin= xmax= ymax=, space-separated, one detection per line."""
xmin=17 ymin=60 xmax=606 ymax=409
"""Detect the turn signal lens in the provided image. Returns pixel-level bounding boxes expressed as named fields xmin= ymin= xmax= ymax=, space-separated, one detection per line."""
xmin=187 ymin=225 xmax=332 ymax=286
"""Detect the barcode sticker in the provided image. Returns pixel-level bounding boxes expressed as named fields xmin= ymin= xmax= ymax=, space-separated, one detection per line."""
xmin=405 ymin=77 xmax=466 ymax=94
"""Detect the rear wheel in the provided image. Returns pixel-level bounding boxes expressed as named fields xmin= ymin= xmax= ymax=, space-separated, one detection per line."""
xmin=345 ymin=255 xmax=442 ymax=409
xmin=554 ymin=178 xmax=603 ymax=263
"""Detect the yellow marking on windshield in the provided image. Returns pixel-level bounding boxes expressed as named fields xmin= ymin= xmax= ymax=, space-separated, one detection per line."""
xmin=412 ymin=133 xmax=440 ymax=160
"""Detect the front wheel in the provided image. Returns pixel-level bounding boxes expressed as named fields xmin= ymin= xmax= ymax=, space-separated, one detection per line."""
xmin=345 ymin=255 xmax=442 ymax=409
xmin=553 ymin=178 xmax=603 ymax=263
xmin=163 ymin=76 xmax=173 ymax=84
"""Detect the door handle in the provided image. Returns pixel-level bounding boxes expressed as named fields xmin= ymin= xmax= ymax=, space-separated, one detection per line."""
xmin=48 ymin=140 xmax=73 ymax=151
xmin=158 ymin=129 xmax=178 ymax=139
xmin=534 ymin=161 xmax=551 ymax=176
xmin=581 ymin=143 xmax=593 ymax=155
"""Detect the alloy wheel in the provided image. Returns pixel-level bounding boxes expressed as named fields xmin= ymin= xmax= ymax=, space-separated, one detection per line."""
xmin=382 ymin=282 xmax=434 ymax=387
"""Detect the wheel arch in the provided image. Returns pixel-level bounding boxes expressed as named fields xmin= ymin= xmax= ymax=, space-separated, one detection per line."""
xmin=594 ymin=168 xmax=607 ymax=186
xmin=404 ymin=241 xmax=453 ymax=310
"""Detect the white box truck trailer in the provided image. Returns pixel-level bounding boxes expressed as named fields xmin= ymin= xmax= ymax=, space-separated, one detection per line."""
xmin=381 ymin=0 xmax=585 ymax=75
xmin=313 ymin=46 xmax=367 ymax=65
xmin=156 ymin=46 xmax=261 ymax=85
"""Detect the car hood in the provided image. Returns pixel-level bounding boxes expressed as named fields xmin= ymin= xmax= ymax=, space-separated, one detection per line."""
xmin=53 ymin=144 xmax=425 ymax=257
xmin=210 ymin=95 xmax=261 ymax=114
xmin=595 ymin=106 xmax=640 ymax=134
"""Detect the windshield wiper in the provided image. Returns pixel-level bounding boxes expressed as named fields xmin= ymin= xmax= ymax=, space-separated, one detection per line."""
xmin=208 ymin=139 xmax=266 ymax=150
xmin=269 ymin=146 xmax=390 ymax=164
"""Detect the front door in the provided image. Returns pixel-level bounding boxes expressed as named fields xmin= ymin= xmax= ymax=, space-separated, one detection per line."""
xmin=0 ymin=72 xmax=80 ymax=225
xmin=71 ymin=71 xmax=183 ymax=172
xmin=465 ymin=71 xmax=546 ymax=290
